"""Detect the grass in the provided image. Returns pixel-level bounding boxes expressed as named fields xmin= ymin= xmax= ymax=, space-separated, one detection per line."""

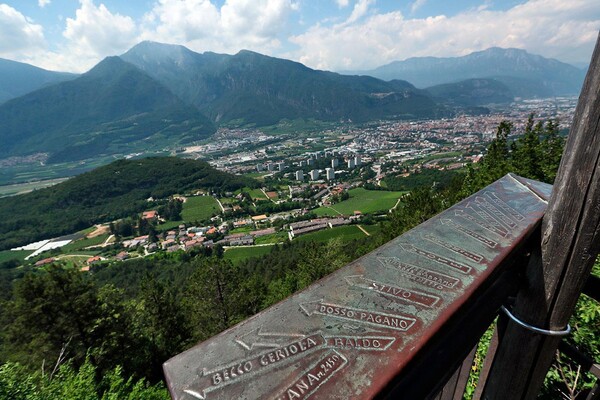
xmin=313 ymin=207 xmax=343 ymax=217
xmin=57 ymin=255 xmax=95 ymax=269
xmin=157 ymin=220 xmax=184 ymax=231
xmin=59 ymin=234 xmax=109 ymax=254
xmin=295 ymin=225 xmax=367 ymax=243
xmin=254 ymin=231 xmax=288 ymax=245
xmin=0 ymin=250 xmax=32 ymax=264
xmin=224 ymin=246 xmax=273 ymax=264
xmin=181 ymin=196 xmax=221 ymax=222
xmin=361 ymin=224 xmax=382 ymax=236
xmin=230 ymin=226 xmax=254 ymax=234
xmin=246 ymin=188 xmax=268 ymax=201
xmin=313 ymin=188 xmax=405 ymax=216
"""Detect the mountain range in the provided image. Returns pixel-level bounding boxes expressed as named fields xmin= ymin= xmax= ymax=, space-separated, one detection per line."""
xmin=0 ymin=43 xmax=586 ymax=163
xmin=0 ymin=56 xmax=215 ymax=163
xmin=0 ymin=58 xmax=76 ymax=104
xmin=120 ymin=42 xmax=441 ymax=125
xmin=347 ymin=47 xmax=586 ymax=98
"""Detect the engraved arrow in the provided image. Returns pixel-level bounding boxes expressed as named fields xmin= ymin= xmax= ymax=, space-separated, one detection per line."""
xmin=235 ymin=327 xmax=305 ymax=351
xmin=299 ymin=299 xmax=324 ymax=316
xmin=184 ymin=388 xmax=206 ymax=400
xmin=299 ymin=299 xmax=416 ymax=332
xmin=454 ymin=209 xmax=509 ymax=237
xmin=346 ymin=274 xmax=440 ymax=307
xmin=186 ymin=333 xmax=327 ymax=399
xmin=400 ymin=242 xmax=472 ymax=274
xmin=475 ymin=196 xmax=518 ymax=228
xmin=440 ymin=218 xmax=498 ymax=248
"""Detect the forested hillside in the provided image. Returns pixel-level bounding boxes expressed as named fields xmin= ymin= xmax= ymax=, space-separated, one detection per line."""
xmin=0 ymin=157 xmax=255 ymax=251
xmin=0 ymin=57 xmax=215 ymax=162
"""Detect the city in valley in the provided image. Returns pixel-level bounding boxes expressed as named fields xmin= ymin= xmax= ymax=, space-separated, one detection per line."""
xmin=3 ymin=96 xmax=577 ymax=268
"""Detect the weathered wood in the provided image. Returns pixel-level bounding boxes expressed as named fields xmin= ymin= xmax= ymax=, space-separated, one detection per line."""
xmin=482 ymin=31 xmax=600 ymax=399
xmin=434 ymin=366 xmax=460 ymax=400
xmin=472 ymin=326 xmax=499 ymax=400
xmin=586 ymin=381 xmax=600 ymax=400
xmin=434 ymin=346 xmax=476 ymax=400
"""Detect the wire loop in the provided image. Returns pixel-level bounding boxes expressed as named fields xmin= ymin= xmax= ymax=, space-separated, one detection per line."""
xmin=500 ymin=306 xmax=571 ymax=336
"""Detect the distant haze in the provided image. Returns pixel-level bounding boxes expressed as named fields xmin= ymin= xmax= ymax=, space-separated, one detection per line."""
xmin=345 ymin=47 xmax=586 ymax=97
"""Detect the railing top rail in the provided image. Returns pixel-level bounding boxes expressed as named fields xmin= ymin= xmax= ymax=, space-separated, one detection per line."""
xmin=164 ymin=174 xmax=550 ymax=400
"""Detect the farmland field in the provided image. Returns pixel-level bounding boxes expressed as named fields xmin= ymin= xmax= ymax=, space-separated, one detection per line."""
xmin=0 ymin=178 xmax=69 ymax=198
xmin=0 ymin=250 xmax=32 ymax=264
xmin=313 ymin=188 xmax=405 ymax=216
xmin=295 ymin=225 xmax=367 ymax=242
xmin=361 ymin=224 xmax=382 ymax=236
xmin=59 ymin=234 xmax=109 ymax=254
xmin=246 ymin=188 xmax=268 ymax=200
xmin=224 ymin=245 xmax=273 ymax=264
xmin=181 ymin=196 xmax=221 ymax=222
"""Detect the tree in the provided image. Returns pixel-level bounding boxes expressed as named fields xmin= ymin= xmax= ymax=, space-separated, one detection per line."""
xmin=182 ymin=258 xmax=243 ymax=341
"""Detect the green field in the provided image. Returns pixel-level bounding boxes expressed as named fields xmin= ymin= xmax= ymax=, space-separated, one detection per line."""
xmin=156 ymin=220 xmax=184 ymax=231
xmin=295 ymin=225 xmax=367 ymax=242
xmin=224 ymin=246 xmax=273 ymax=264
xmin=0 ymin=178 xmax=70 ymax=198
xmin=361 ymin=224 xmax=382 ymax=236
xmin=246 ymin=188 xmax=268 ymax=200
xmin=254 ymin=231 xmax=289 ymax=245
xmin=59 ymin=234 xmax=109 ymax=254
xmin=181 ymin=196 xmax=221 ymax=222
xmin=0 ymin=250 xmax=32 ymax=264
xmin=0 ymin=155 xmax=119 ymax=186
xmin=313 ymin=188 xmax=405 ymax=216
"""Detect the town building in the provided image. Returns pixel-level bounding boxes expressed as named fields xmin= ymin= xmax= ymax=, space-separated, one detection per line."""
xmin=326 ymin=168 xmax=335 ymax=181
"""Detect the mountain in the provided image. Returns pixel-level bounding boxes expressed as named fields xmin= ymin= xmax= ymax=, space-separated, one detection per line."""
xmin=425 ymin=78 xmax=514 ymax=106
xmin=0 ymin=56 xmax=215 ymax=162
xmin=348 ymin=48 xmax=586 ymax=98
xmin=121 ymin=41 xmax=444 ymax=125
xmin=0 ymin=157 xmax=255 ymax=251
xmin=0 ymin=58 xmax=77 ymax=104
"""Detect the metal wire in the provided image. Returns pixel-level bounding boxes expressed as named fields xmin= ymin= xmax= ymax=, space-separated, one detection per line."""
xmin=500 ymin=306 xmax=571 ymax=336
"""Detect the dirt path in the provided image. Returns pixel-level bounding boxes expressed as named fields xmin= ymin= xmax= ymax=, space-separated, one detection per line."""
xmin=327 ymin=206 xmax=343 ymax=216
xmin=215 ymin=198 xmax=225 ymax=212
xmin=87 ymin=224 xmax=109 ymax=238
xmin=357 ymin=225 xmax=370 ymax=236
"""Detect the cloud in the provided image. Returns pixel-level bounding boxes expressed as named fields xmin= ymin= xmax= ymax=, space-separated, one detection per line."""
xmin=410 ymin=0 xmax=426 ymax=14
xmin=336 ymin=0 xmax=349 ymax=8
xmin=346 ymin=0 xmax=372 ymax=24
xmin=289 ymin=0 xmax=600 ymax=71
xmin=61 ymin=0 xmax=138 ymax=68
xmin=38 ymin=0 xmax=51 ymax=7
xmin=141 ymin=0 xmax=297 ymax=54
xmin=0 ymin=4 xmax=45 ymax=57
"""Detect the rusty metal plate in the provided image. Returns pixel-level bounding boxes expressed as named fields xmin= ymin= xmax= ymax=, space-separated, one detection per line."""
xmin=164 ymin=173 xmax=551 ymax=400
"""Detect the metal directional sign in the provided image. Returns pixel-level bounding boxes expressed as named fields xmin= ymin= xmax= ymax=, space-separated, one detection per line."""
xmin=163 ymin=174 xmax=552 ymax=399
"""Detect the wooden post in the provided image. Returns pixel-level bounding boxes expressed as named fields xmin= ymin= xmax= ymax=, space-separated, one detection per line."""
xmin=482 ymin=32 xmax=600 ymax=399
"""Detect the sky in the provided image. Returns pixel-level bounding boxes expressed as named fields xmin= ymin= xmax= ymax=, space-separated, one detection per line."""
xmin=1 ymin=0 xmax=599 ymax=73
